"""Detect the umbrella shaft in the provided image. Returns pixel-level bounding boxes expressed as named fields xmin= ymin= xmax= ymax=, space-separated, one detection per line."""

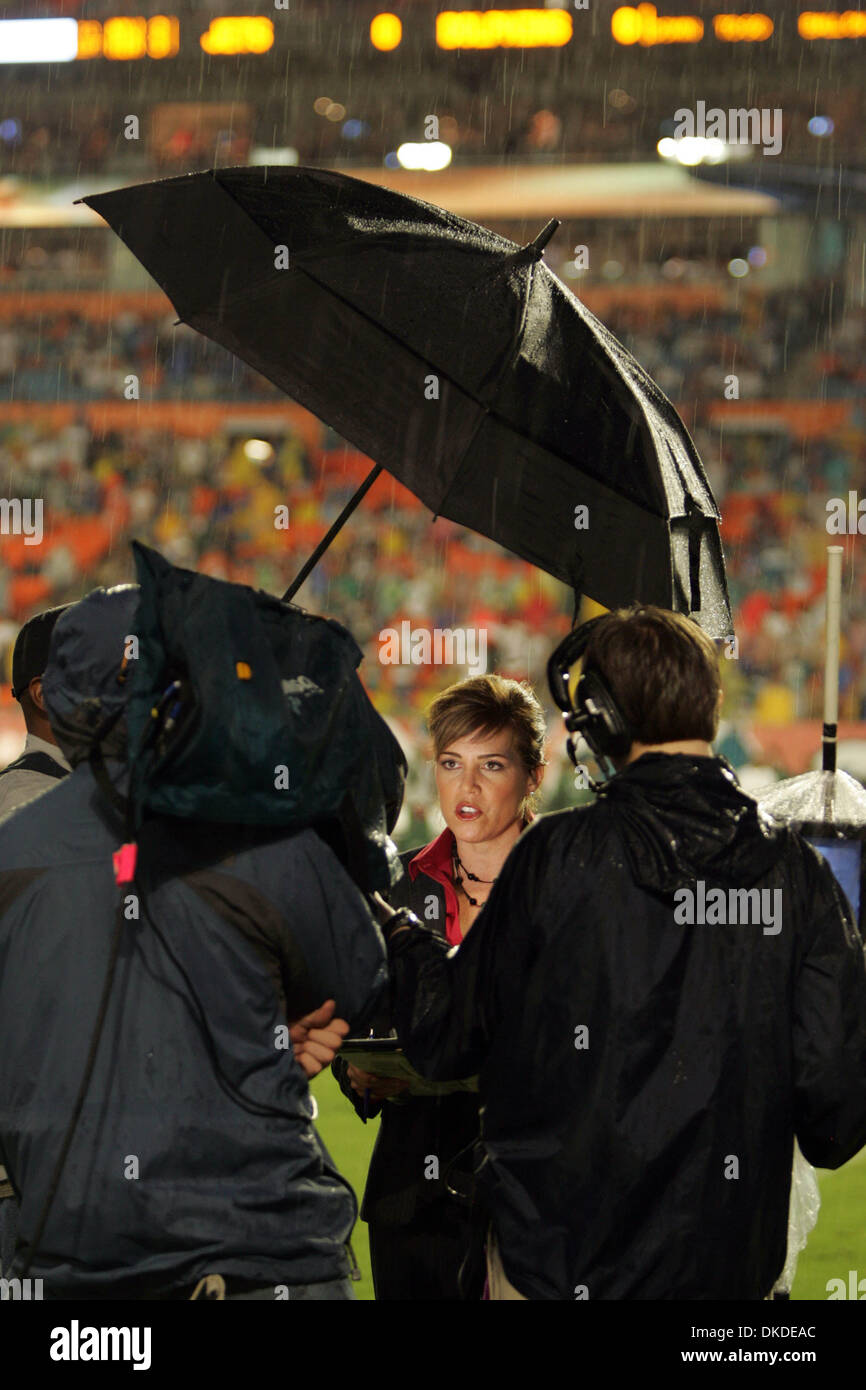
xmin=822 ymin=539 xmax=845 ymax=772
xmin=822 ymin=546 xmax=843 ymax=774
xmin=824 ymin=546 xmax=843 ymax=727
xmin=283 ymin=464 xmax=383 ymax=602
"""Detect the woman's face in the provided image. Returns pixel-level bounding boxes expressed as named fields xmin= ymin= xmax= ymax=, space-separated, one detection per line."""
xmin=434 ymin=727 xmax=541 ymax=846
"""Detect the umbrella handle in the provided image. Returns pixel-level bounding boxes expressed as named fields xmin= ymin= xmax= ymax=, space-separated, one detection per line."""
xmin=823 ymin=546 xmax=844 ymax=773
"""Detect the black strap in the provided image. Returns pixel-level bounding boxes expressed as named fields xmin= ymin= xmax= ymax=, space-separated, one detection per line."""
xmin=88 ymin=707 xmax=132 ymax=828
xmin=0 ymin=751 xmax=68 ymax=782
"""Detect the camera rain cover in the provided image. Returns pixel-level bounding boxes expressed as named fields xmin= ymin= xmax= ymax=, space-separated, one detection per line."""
xmin=125 ymin=542 xmax=405 ymax=892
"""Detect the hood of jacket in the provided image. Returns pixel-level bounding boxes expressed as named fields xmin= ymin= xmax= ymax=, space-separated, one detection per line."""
xmin=596 ymin=752 xmax=786 ymax=893
xmin=41 ymin=585 xmax=140 ymax=767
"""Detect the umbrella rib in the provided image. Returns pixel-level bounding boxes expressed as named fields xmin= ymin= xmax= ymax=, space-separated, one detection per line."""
xmin=429 ymin=253 xmax=540 ymax=522
xmin=210 ymin=170 xmax=517 ymax=405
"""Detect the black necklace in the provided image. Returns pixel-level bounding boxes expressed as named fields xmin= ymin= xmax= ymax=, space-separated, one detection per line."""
xmin=453 ymin=853 xmax=498 ymax=908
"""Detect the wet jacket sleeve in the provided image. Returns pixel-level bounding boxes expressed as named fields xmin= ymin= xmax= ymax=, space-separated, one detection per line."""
xmin=792 ymin=848 xmax=866 ymax=1169
xmin=387 ymin=827 xmax=550 ymax=1079
xmin=289 ymin=833 xmax=390 ymax=1032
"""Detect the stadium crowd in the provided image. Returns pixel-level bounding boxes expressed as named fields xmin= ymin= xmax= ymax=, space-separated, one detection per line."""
xmin=0 ymin=85 xmax=859 ymax=179
xmin=2 ymin=283 xmax=862 ymax=406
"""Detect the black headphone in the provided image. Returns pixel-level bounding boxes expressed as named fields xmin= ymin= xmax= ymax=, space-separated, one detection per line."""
xmin=546 ymin=616 xmax=632 ymax=776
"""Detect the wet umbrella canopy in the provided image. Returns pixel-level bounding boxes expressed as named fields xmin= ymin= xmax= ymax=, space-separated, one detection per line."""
xmin=82 ymin=166 xmax=732 ymax=636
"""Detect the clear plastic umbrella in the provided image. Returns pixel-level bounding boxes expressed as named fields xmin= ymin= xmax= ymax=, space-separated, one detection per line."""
xmin=757 ymin=767 xmax=866 ymax=922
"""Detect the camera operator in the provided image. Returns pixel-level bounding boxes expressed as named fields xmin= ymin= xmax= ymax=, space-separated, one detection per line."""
xmin=0 ymin=585 xmax=385 ymax=1300
xmin=379 ymin=605 xmax=866 ymax=1300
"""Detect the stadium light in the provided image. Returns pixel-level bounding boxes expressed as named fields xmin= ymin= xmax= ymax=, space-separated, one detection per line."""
xmin=396 ymin=142 xmax=453 ymax=171
xmin=102 ymin=16 xmax=149 ymax=59
xmin=77 ymin=21 xmax=103 ymax=59
xmin=75 ymin=16 xmax=179 ymax=60
xmin=713 ymin=13 xmax=773 ymax=42
xmin=143 ymin=15 xmax=179 ymax=59
xmin=0 ymin=18 xmax=78 ymax=63
xmin=243 ymin=439 xmax=274 ymax=462
xmin=799 ymin=11 xmax=866 ymax=39
xmin=200 ymin=17 xmax=274 ymax=56
xmin=611 ymin=5 xmax=703 ymax=46
xmin=249 ymin=146 xmax=299 ymax=165
xmin=657 ymin=135 xmax=731 ymax=165
xmin=436 ymin=10 xmax=572 ymax=50
xmin=370 ymin=13 xmax=402 ymax=50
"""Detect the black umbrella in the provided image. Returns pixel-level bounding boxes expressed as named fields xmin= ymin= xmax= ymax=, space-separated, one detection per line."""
xmin=82 ymin=166 xmax=732 ymax=635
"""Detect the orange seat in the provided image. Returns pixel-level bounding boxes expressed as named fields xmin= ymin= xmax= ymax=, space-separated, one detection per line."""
xmin=10 ymin=575 xmax=52 ymax=615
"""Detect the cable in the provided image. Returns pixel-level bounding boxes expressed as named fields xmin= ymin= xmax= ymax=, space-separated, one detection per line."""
xmin=20 ymin=897 xmax=126 ymax=1278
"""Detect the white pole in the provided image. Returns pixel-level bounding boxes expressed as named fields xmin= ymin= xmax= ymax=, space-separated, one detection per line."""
xmin=823 ymin=545 xmax=844 ymax=773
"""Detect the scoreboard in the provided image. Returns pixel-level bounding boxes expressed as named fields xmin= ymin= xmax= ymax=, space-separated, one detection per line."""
xmin=1 ymin=5 xmax=866 ymax=64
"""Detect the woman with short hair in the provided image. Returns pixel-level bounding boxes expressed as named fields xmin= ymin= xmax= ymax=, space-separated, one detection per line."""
xmin=334 ymin=673 xmax=546 ymax=1300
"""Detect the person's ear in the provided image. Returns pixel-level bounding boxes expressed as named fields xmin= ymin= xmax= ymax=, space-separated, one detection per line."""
xmin=29 ymin=676 xmax=47 ymax=715
xmin=714 ymin=686 xmax=724 ymax=737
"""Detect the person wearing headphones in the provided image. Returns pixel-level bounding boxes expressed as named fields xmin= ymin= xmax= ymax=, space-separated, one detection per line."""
xmin=376 ymin=605 xmax=866 ymax=1299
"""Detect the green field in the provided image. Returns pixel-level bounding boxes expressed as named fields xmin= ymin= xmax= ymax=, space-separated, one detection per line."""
xmin=312 ymin=1069 xmax=379 ymax=1300
xmin=312 ymin=1068 xmax=866 ymax=1301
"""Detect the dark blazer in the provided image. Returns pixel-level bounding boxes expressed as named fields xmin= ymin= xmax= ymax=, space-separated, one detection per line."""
xmin=333 ymin=847 xmax=480 ymax=1228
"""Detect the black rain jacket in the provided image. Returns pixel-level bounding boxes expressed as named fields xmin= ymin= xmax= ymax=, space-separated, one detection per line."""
xmin=388 ymin=754 xmax=866 ymax=1300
